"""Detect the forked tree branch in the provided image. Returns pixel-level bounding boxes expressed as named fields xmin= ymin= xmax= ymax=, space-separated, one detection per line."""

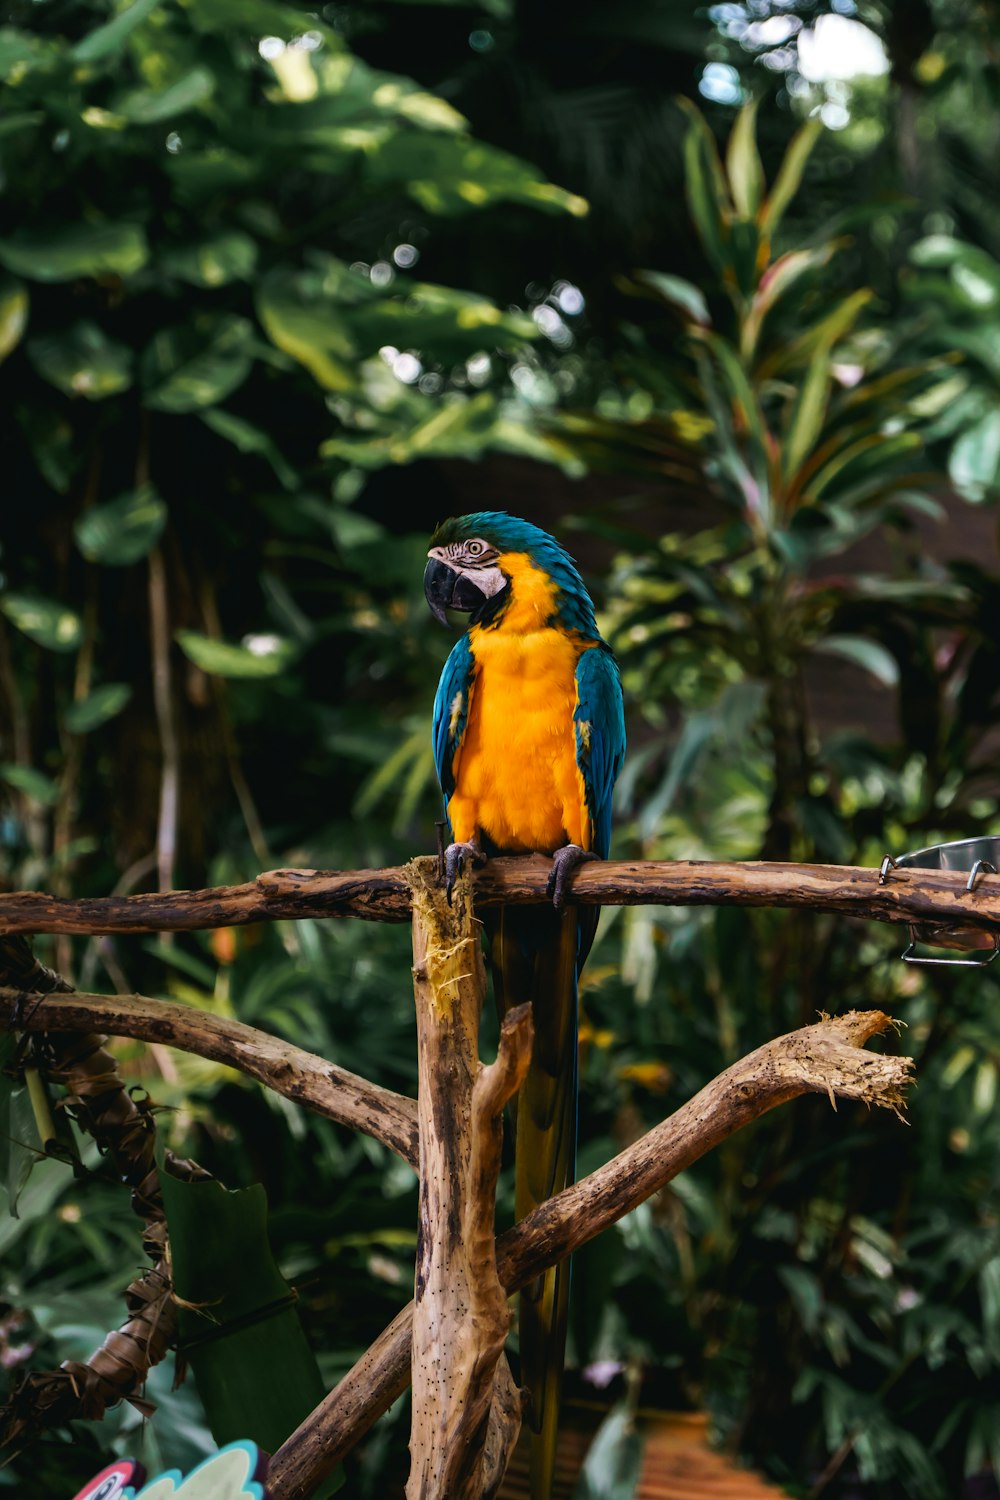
xmin=267 ymin=1009 xmax=912 ymax=1500
xmin=0 ymin=860 xmax=925 ymax=1496
xmin=0 ymin=987 xmax=418 ymax=1167
xmin=0 ymin=857 xmax=997 ymax=934
xmin=407 ymin=863 xmax=532 ymax=1500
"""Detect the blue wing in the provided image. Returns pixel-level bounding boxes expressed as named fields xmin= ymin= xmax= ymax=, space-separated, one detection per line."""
xmin=574 ymin=644 xmax=625 ymax=860
xmin=431 ymin=633 xmax=477 ymax=823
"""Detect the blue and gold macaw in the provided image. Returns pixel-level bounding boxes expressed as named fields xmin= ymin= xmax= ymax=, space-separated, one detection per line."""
xmin=424 ymin=512 xmax=625 ymax=1500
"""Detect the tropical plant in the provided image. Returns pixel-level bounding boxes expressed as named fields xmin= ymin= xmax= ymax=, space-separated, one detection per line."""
xmin=550 ymin=105 xmax=1000 ymax=1499
xmin=4 ymin=5 xmax=1000 ymax=1497
xmin=0 ymin=0 xmax=586 ymax=1488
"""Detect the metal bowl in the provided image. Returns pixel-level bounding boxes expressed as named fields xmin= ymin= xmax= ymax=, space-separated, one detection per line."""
xmin=891 ymin=837 xmax=1000 ymax=965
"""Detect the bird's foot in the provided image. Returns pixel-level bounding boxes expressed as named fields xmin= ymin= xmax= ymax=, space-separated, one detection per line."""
xmin=546 ymin=844 xmax=599 ymax=909
xmin=443 ymin=840 xmax=486 ymax=903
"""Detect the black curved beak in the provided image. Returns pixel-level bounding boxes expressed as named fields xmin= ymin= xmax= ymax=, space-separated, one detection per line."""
xmin=423 ymin=558 xmax=490 ymax=627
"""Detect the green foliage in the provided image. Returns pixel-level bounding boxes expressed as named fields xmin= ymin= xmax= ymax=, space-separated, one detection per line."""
xmin=0 ymin=0 xmax=580 ymax=514
xmin=3 ymin=6 xmax=1000 ymax=1499
xmin=158 ymin=1166 xmax=338 ymax=1490
xmin=0 ymin=0 xmax=583 ymax=1486
xmin=907 ymin=234 xmax=1000 ymax=500
xmin=554 ymin=101 xmax=1000 ymax=1500
xmin=74 ymin=487 xmax=167 ymax=566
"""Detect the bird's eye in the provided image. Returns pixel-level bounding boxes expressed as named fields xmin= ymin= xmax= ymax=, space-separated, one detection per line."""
xmin=467 ymin=541 xmax=484 ymax=556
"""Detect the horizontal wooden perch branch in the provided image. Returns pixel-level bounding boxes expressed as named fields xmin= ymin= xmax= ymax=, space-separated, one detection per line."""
xmin=0 ymin=856 xmax=998 ymax=936
xmin=267 ymin=1009 xmax=912 ymax=1500
xmin=0 ymin=987 xmax=418 ymax=1167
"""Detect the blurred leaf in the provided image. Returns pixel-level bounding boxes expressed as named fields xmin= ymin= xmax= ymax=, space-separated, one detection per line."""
xmin=910 ymin=236 xmax=1000 ymax=307
xmin=185 ymin=0 xmax=336 ymax=41
xmin=15 ymin=406 xmax=77 ymax=492
xmin=201 ymin=408 xmax=297 ymax=488
xmin=0 ymin=1053 xmax=40 ymax=1220
xmin=74 ymin=485 xmax=167 ymax=565
xmin=63 ymin=683 xmax=132 ymax=733
xmin=368 ymin=132 xmax=588 ymax=218
xmin=779 ymin=1264 xmax=823 ymax=1336
xmin=572 ymin=1402 xmax=644 ymax=1499
xmin=742 ymin=242 xmax=838 ymax=358
xmin=631 ymin=270 xmax=710 ymax=325
xmin=637 ymin=711 xmax=717 ymax=837
xmin=938 ymin=325 xmax=1000 ymax=383
xmin=0 ymin=762 xmax=59 ymax=804
xmin=0 ymin=592 xmax=82 ymax=651
xmin=812 ymin=636 xmax=900 ymax=687
xmin=807 ymin=429 xmax=922 ymax=503
xmin=159 ymin=231 xmax=257 ymax=286
xmin=27 ymin=320 xmax=133 ymax=399
xmin=949 ymin=409 xmax=1000 ymax=498
xmin=0 ymin=273 xmax=28 ymax=364
xmin=760 ymin=116 xmax=823 ymax=239
xmin=0 ymin=222 xmax=148 ymax=282
xmin=0 ymin=26 xmax=56 ymax=81
xmin=175 ymin=630 xmax=295 ymax=678
xmin=117 ymin=66 xmax=215 ymax=123
xmin=257 ymin=268 xmax=355 ymax=391
xmin=165 ymin=146 xmax=258 ymax=205
xmin=784 ymin=355 xmax=831 ymax=482
xmin=141 ymin=315 xmax=254 ymax=412
xmin=71 ymin=0 xmax=161 ymax=62
xmin=767 ymin=289 xmax=873 ymax=376
xmin=679 ymin=99 xmax=731 ymax=272
xmin=974 ymin=1061 xmax=998 ymax=1117
xmin=702 ymin=331 xmax=768 ymax=458
xmin=384 ymin=0 xmax=510 ymax=11
xmin=727 ymin=100 xmax=764 ymax=220
xmin=351 ymin=279 xmax=536 ymax=353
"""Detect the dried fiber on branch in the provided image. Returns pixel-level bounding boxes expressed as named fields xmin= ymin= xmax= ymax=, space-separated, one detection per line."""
xmin=0 ymin=935 xmax=213 ymax=1445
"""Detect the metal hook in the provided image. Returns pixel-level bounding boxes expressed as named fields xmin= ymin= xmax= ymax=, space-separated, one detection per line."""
xmin=966 ymin=858 xmax=997 ymax=892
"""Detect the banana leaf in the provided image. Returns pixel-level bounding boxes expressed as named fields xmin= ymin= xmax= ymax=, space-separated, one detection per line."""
xmin=158 ymin=1157 xmax=342 ymax=1495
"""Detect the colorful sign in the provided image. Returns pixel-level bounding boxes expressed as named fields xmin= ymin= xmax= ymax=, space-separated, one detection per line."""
xmin=73 ymin=1462 xmax=145 ymax=1500
xmin=72 ymin=1442 xmax=269 ymax=1500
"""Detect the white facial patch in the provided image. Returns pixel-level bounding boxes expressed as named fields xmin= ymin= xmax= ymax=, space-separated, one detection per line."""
xmin=427 ymin=542 xmax=507 ymax=598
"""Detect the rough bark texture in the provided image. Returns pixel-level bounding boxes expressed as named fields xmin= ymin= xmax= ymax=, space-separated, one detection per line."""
xmin=407 ymin=858 xmax=531 ymax=1500
xmin=267 ymin=1010 xmax=911 ymax=1500
xmin=0 ymin=857 xmax=997 ymax=936
xmin=0 ymin=985 xmax=418 ymax=1167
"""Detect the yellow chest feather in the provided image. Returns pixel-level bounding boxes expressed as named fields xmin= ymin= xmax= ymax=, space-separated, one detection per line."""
xmin=449 ymin=624 xmax=591 ymax=853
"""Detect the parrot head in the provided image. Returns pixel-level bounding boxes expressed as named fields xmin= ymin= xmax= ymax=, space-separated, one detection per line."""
xmin=423 ymin=511 xmax=596 ymax=633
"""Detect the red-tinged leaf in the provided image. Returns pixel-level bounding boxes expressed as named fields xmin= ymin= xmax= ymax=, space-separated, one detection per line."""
xmin=741 ymin=242 xmax=840 ymax=359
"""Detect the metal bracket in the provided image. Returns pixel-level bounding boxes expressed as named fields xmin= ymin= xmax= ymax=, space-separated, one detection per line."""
xmin=902 ymin=929 xmax=1000 ymax=967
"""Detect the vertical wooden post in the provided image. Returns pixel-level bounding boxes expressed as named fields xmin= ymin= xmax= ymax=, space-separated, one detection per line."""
xmin=407 ymin=857 xmax=532 ymax=1500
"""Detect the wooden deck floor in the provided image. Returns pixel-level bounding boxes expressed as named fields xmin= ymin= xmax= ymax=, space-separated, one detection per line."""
xmin=498 ymin=1411 xmax=790 ymax=1499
